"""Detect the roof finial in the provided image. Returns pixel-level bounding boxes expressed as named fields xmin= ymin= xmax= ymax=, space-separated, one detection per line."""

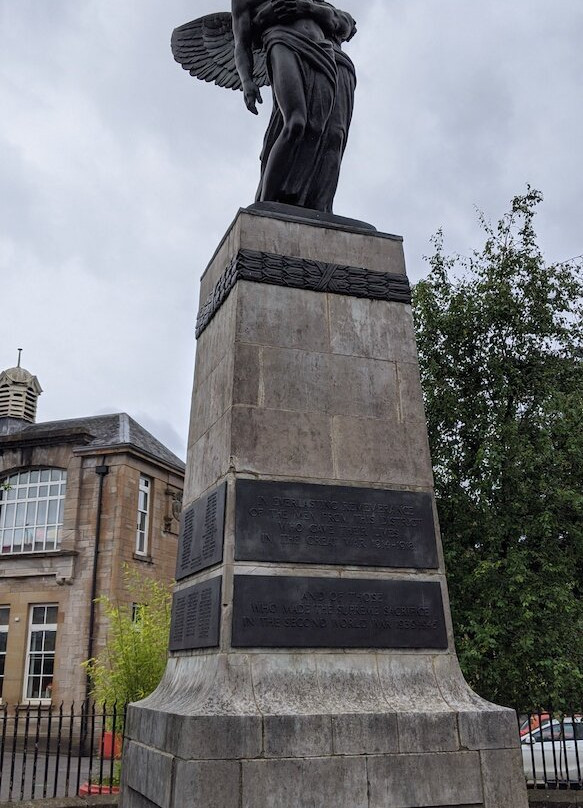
xmin=17 ymin=348 xmax=22 ymax=368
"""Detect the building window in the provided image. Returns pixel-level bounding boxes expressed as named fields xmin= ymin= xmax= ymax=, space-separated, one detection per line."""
xmin=0 ymin=607 xmax=9 ymax=700
xmin=24 ymin=605 xmax=57 ymax=702
xmin=0 ymin=469 xmax=67 ymax=555
xmin=136 ymin=475 xmax=151 ymax=556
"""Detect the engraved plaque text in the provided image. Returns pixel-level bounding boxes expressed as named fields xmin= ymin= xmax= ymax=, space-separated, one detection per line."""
xmin=176 ymin=482 xmax=226 ymax=580
xmin=169 ymin=576 xmax=222 ymax=651
xmin=231 ymin=575 xmax=447 ymax=649
xmin=235 ymin=480 xmax=437 ymax=568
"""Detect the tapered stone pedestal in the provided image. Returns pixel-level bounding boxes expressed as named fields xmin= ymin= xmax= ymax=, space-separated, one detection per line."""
xmin=120 ymin=207 xmax=528 ymax=808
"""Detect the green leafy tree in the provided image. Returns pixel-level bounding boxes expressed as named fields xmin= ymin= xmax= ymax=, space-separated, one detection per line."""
xmin=412 ymin=189 xmax=583 ymax=711
xmin=83 ymin=568 xmax=173 ymax=707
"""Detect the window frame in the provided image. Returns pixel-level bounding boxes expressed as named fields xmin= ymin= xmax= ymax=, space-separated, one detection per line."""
xmin=135 ymin=475 xmax=151 ymax=557
xmin=0 ymin=606 xmax=9 ymax=702
xmin=23 ymin=604 xmax=58 ymax=704
xmin=0 ymin=469 xmax=67 ymax=555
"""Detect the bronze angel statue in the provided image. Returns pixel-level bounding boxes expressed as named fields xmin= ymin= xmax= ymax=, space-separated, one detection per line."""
xmin=172 ymin=0 xmax=357 ymax=213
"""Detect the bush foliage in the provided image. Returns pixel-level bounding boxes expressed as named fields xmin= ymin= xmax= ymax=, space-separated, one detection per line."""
xmin=83 ymin=567 xmax=172 ymax=706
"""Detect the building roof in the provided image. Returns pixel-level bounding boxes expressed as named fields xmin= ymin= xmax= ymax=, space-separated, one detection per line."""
xmin=0 ymin=417 xmax=29 ymax=436
xmin=0 ymin=412 xmax=185 ymax=472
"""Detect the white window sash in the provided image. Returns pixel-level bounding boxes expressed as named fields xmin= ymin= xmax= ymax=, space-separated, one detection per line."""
xmin=23 ymin=605 xmax=57 ymax=703
xmin=0 ymin=469 xmax=67 ymax=555
xmin=0 ymin=607 xmax=8 ymax=702
xmin=135 ymin=476 xmax=151 ymax=556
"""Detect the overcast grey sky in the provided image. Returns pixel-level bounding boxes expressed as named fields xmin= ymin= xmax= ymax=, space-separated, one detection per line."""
xmin=1 ymin=0 xmax=581 ymax=458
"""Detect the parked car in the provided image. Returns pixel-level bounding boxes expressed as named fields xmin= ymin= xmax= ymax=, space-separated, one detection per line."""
xmin=521 ymin=718 xmax=583 ymax=784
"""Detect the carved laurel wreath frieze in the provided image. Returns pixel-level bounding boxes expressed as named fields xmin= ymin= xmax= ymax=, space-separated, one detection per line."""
xmin=195 ymin=248 xmax=411 ymax=338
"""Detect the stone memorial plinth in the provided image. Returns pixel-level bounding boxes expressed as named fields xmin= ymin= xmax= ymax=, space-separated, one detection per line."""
xmin=120 ymin=206 xmax=527 ymax=808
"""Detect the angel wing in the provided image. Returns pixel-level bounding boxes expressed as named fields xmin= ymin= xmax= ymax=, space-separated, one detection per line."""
xmin=171 ymin=12 xmax=270 ymax=92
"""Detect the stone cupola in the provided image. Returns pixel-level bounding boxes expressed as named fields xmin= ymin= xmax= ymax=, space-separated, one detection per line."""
xmin=0 ymin=352 xmax=42 ymax=425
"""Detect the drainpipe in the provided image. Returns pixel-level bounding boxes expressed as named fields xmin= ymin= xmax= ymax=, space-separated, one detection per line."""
xmin=85 ymin=458 xmax=109 ymax=705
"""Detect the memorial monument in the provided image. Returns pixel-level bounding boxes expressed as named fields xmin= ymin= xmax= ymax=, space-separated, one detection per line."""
xmin=119 ymin=2 xmax=529 ymax=806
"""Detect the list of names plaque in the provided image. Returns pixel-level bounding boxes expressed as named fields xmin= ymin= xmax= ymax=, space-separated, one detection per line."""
xmin=169 ymin=576 xmax=222 ymax=651
xmin=235 ymin=480 xmax=438 ymax=569
xmin=231 ymin=575 xmax=448 ymax=649
xmin=176 ymin=482 xmax=226 ymax=580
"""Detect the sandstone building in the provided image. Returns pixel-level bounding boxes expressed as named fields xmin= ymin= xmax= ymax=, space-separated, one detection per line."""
xmin=0 ymin=360 xmax=184 ymax=705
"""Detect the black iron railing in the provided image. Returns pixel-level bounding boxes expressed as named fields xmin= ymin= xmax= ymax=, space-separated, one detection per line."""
xmin=0 ymin=701 xmax=127 ymax=802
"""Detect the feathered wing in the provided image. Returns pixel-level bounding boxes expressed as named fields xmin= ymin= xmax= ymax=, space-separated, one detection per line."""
xmin=171 ymin=12 xmax=269 ymax=91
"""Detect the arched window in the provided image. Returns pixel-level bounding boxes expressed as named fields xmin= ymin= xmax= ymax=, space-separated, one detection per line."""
xmin=0 ymin=469 xmax=67 ymax=554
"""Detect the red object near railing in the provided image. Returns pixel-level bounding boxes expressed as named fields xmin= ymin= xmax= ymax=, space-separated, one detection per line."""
xmin=79 ymin=783 xmax=120 ymax=796
xmin=101 ymin=730 xmax=123 ymax=759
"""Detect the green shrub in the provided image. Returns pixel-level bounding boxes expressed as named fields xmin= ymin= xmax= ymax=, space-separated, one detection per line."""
xmin=83 ymin=567 xmax=173 ymax=708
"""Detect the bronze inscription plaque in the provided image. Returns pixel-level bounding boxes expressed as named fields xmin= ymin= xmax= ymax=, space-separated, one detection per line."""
xmin=176 ymin=482 xmax=226 ymax=580
xmin=169 ymin=576 xmax=221 ymax=651
xmin=231 ymin=575 xmax=448 ymax=649
xmin=235 ymin=480 xmax=438 ymax=568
